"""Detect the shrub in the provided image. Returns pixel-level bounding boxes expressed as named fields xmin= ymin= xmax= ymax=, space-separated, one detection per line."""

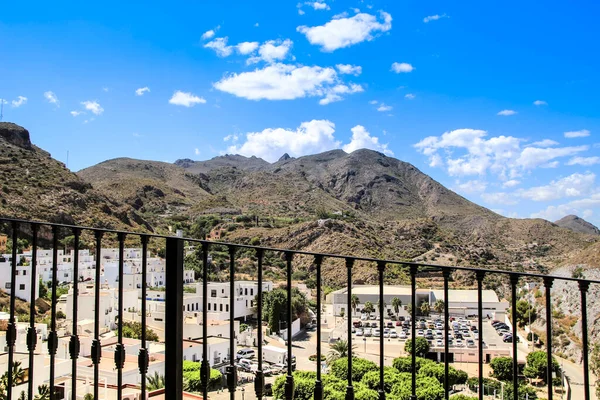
xmin=309 ymin=354 xmax=326 ymax=362
xmin=361 ymin=367 xmax=402 ymax=393
xmin=330 ymin=357 xmax=378 ymax=382
xmin=490 ymin=357 xmax=514 ymax=381
xmin=404 ymin=337 xmax=430 ymax=356
xmin=392 ymin=356 xmax=434 ymax=373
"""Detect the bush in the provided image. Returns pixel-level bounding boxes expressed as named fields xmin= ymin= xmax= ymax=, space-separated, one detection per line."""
xmin=392 ymin=356 xmax=434 ymax=373
xmin=490 ymin=357 xmax=514 ymax=381
xmin=404 ymin=337 xmax=430 ymax=356
xmin=183 ymin=364 xmax=222 ymax=392
xmin=309 ymin=354 xmax=326 ymax=362
xmin=330 ymin=357 xmax=378 ymax=382
xmin=419 ymin=363 xmax=465 ymax=387
xmin=523 ymin=351 xmax=560 ymax=383
xmin=361 ymin=367 xmax=402 ymax=393
xmin=503 ymin=384 xmax=537 ymax=400
xmin=390 ymin=375 xmax=444 ymax=400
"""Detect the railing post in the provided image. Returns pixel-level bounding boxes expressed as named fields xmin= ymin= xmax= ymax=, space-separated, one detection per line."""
xmin=345 ymin=258 xmax=355 ymax=400
xmin=442 ymin=269 xmax=451 ymax=400
xmin=476 ymin=271 xmax=485 ymax=400
xmin=377 ymin=261 xmax=386 ymax=400
xmin=314 ymin=255 xmax=324 ymax=400
xmin=510 ymin=274 xmax=520 ymax=400
xmin=543 ymin=277 xmax=554 ymax=400
xmin=285 ymin=251 xmax=295 ymax=400
xmin=254 ymin=248 xmax=265 ymax=400
xmin=165 ymin=237 xmax=184 ymax=400
xmin=578 ymin=280 xmax=590 ymax=400
xmin=410 ymin=264 xmax=418 ymax=400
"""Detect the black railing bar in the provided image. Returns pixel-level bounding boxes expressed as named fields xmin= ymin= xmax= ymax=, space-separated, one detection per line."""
xmin=544 ymin=277 xmax=554 ymax=400
xmin=285 ymin=252 xmax=295 ymax=400
xmin=476 ymin=271 xmax=484 ymax=400
xmin=6 ymin=221 xmax=18 ymax=400
xmin=510 ymin=275 xmax=519 ymax=400
xmin=228 ymin=246 xmax=237 ymax=400
xmin=140 ymin=235 xmax=149 ymax=400
xmin=314 ymin=255 xmax=324 ymax=400
xmin=49 ymin=226 xmax=59 ymax=398
xmin=377 ymin=261 xmax=385 ymax=400
xmin=443 ymin=270 xmax=451 ymax=400
xmin=1 ymin=217 xmax=597 ymax=285
xmin=201 ymin=242 xmax=210 ymax=400
xmin=346 ymin=257 xmax=355 ymax=400
xmin=410 ymin=265 xmax=417 ymax=400
xmin=27 ymin=224 xmax=39 ymax=400
xmin=116 ymin=233 xmax=126 ymax=399
xmin=579 ymin=281 xmax=590 ymax=400
xmin=71 ymin=228 xmax=81 ymax=400
xmin=93 ymin=231 xmax=103 ymax=400
xmin=254 ymin=248 xmax=265 ymax=400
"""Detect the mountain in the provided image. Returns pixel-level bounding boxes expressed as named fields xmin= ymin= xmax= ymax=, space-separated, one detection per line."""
xmin=0 ymin=122 xmax=151 ymax=231
xmin=78 ymin=147 xmax=599 ymax=286
xmin=554 ymin=215 xmax=600 ymax=236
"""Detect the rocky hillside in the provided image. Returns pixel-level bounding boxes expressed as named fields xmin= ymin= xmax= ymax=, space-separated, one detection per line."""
xmin=76 ymin=147 xmax=599 ymax=287
xmin=0 ymin=122 xmax=151 ymax=231
xmin=555 ymin=215 xmax=600 ymax=235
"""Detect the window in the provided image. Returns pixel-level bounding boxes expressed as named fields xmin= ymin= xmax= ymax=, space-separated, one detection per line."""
xmin=246 ymin=300 xmax=248 ymax=307
xmin=244 ymin=288 xmax=248 ymax=296
xmin=220 ymin=304 xmax=223 ymax=312
xmin=64 ymin=273 xmax=69 ymax=278
xmin=211 ymin=289 xmax=217 ymax=298
xmin=19 ymin=284 xmax=25 ymax=290
xmin=250 ymin=288 xmax=253 ymax=296
xmin=226 ymin=305 xmax=229 ymax=312
xmin=222 ymin=289 xmax=224 ymax=294
xmin=23 ymin=270 xmax=26 ymax=276
xmin=15 ymin=271 xmax=18 ymax=276
xmin=5 ymin=283 xmax=10 ymax=289
xmin=208 ymin=303 xmax=211 ymax=311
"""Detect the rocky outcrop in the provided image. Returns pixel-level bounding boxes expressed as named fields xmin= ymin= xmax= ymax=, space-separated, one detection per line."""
xmin=0 ymin=122 xmax=33 ymax=150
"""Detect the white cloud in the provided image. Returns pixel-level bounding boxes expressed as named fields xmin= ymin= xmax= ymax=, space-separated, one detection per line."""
xmin=481 ymin=192 xmax=518 ymax=205
xmin=298 ymin=9 xmax=305 ymax=15
xmin=567 ymin=156 xmax=600 ymax=166
xmin=516 ymin=145 xmax=588 ymax=169
xmin=254 ymin=23 xmax=259 ymax=27
xmin=531 ymin=194 xmax=600 ymax=222
xmin=405 ymin=93 xmax=416 ymax=100
xmin=135 ymin=87 xmax=150 ymax=96
xmin=530 ymin=139 xmax=559 ymax=147
xmin=455 ymin=180 xmax=487 ymax=194
xmin=503 ymin=179 xmax=521 ymax=188
xmin=414 ymin=128 xmax=590 ymax=179
xmin=204 ymin=37 xmax=233 ymax=57
xmin=102 ymin=87 xmax=109 ymax=92
xmin=201 ymin=26 xmax=219 ymax=40
xmin=391 ymin=62 xmax=414 ymax=73
xmin=70 ymin=111 xmax=84 ymax=117
xmin=248 ymin=39 xmax=293 ymax=64
xmin=305 ymin=1 xmax=329 ymax=10
xmin=519 ymin=172 xmax=596 ymax=202
xmin=377 ymin=104 xmax=392 ymax=112
xmin=195 ymin=148 xmax=201 ymax=155
xmin=423 ymin=14 xmax=448 ymax=23
xmin=369 ymin=100 xmax=378 ymax=105
xmin=81 ymin=100 xmax=104 ymax=115
xmin=226 ymin=120 xmax=391 ymax=162
xmin=214 ymin=63 xmax=362 ymax=104
xmin=533 ymin=100 xmax=547 ymax=106
xmin=169 ymin=91 xmax=206 ymax=107
xmin=336 ymin=64 xmax=362 ymax=76
xmin=236 ymin=41 xmax=260 ymax=55
xmin=564 ymin=129 xmax=590 ymax=138
xmin=226 ymin=120 xmax=340 ymax=162
xmin=497 ymin=109 xmax=517 ymax=116
xmin=342 ymin=125 xmax=393 ymax=155
xmin=44 ymin=91 xmax=59 ymax=106
xmin=11 ymin=96 xmax=27 ymax=108
xmin=297 ymin=11 xmax=392 ymax=52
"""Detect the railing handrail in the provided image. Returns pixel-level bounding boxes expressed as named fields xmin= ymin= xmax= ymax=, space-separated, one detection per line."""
xmin=1 ymin=215 xmax=597 ymax=285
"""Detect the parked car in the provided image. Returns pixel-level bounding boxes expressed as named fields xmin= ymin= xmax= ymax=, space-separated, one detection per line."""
xmin=236 ymin=349 xmax=256 ymax=360
xmin=466 ymin=339 xmax=476 ymax=348
xmin=390 ymin=330 xmax=398 ymax=338
xmin=436 ymin=339 xmax=443 ymax=347
xmin=361 ymin=314 xmax=368 ymax=321
xmin=455 ymin=339 xmax=464 ymax=347
xmin=387 ymin=322 xmax=394 ymax=328
xmin=396 ymin=321 xmax=402 ymax=326
xmin=399 ymin=331 xmax=407 ymax=339
xmin=238 ymin=358 xmax=257 ymax=372
xmin=364 ymin=329 xmax=372 ymax=337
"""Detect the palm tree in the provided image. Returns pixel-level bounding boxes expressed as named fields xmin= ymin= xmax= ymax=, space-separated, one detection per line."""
xmin=363 ymin=301 xmax=375 ymax=315
xmin=420 ymin=301 xmax=431 ymax=316
xmin=327 ymin=339 xmax=356 ymax=363
xmin=350 ymin=294 xmax=359 ymax=317
xmin=391 ymin=297 xmax=402 ymax=317
xmin=433 ymin=299 xmax=445 ymax=314
xmin=147 ymin=372 xmax=165 ymax=391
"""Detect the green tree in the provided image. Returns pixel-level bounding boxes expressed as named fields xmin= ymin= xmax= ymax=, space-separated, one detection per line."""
xmin=361 ymin=368 xmax=402 ymax=393
xmin=83 ymin=394 xmax=94 ymax=400
xmin=351 ymin=294 xmax=360 ymax=316
xmin=392 ymin=356 xmax=434 ymax=373
xmin=503 ymin=384 xmax=537 ymax=400
xmin=261 ymin=288 xmax=308 ymax=333
xmin=122 ymin=321 xmax=159 ymax=342
xmin=38 ymin=278 xmax=47 ymax=299
xmin=420 ymin=301 xmax=431 ymax=316
xmin=514 ymin=300 xmax=536 ymax=328
xmin=404 ymin=337 xmax=430 ymax=357
xmin=363 ymin=301 xmax=375 ymax=315
xmin=419 ymin=362 xmax=465 ymax=387
xmin=490 ymin=357 xmax=514 ymax=381
xmin=523 ymin=351 xmax=559 ymax=383
xmin=390 ymin=375 xmax=445 ymax=400
xmin=391 ymin=297 xmax=402 ymax=317
xmin=330 ymin=357 xmax=378 ymax=382
xmin=433 ymin=300 xmax=445 ymax=314
xmin=146 ymin=372 xmax=165 ymax=391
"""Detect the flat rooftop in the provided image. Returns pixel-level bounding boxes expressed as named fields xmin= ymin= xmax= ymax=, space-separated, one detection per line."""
xmin=331 ymin=285 xmax=430 ymax=296
xmin=431 ymin=289 xmax=500 ymax=303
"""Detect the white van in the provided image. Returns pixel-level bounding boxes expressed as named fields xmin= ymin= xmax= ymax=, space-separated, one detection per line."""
xmin=236 ymin=348 xmax=256 ymax=360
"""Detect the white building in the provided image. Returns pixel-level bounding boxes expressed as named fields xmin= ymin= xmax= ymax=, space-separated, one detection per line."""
xmin=429 ymin=289 xmax=509 ymax=319
xmin=0 ymin=255 xmax=41 ymax=303
xmin=193 ymin=281 xmax=273 ymax=321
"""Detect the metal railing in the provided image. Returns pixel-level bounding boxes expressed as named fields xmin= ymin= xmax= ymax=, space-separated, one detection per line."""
xmin=0 ymin=216 xmax=597 ymax=400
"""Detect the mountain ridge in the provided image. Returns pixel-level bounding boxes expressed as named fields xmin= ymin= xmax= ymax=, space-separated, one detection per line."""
xmin=554 ymin=214 xmax=600 ymax=236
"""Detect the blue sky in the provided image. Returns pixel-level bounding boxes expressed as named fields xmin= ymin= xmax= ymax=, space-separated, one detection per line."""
xmin=1 ymin=1 xmax=599 ymax=224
